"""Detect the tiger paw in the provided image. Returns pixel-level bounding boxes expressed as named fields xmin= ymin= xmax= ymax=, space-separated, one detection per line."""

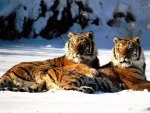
xmin=79 ymin=86 xmax=95 ymax=94
xmin=85 ymin=68 xmax=99 ymax=78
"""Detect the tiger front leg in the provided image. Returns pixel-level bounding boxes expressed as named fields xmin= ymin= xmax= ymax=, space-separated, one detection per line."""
xmin=78 ymin=86 xmax=95 ymax=94
xmin=62 ymin=85 xmax=95 ymax=94
xmin=63 ymin=64 xmax=99 ymax=77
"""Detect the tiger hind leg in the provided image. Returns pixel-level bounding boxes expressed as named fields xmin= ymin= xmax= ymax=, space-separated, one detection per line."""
xmin=0 ymin=75 xmax=13 ymax=88
xmin=0 ymin=73 xmax=46 ymax=92
xmin=45 ymin=68 xmax=96 ymax=93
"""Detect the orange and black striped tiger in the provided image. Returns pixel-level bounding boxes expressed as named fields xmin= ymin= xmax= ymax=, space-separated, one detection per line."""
xmin=99 ymin=36 xmax=150 ymax=91
xmin=0 ymin=31 xmax=100 ymax=92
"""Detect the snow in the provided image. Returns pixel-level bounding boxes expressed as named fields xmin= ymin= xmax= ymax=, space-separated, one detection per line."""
xmin=1 ymin=0 xmax=150 ymax=39
xmin=0 ymin=90 xmax=150 ymax=113
xmin=87 ymin=0 xmax=102 ymax=18
xmin=70 ymin=1 xmax=79 ymax=18
xmin=0 ymin=0 xmax=17 ymax=17
xmin=33 ymin=11 xmax=52 ymax=34
xmin=43 ymin=0 xmax=55 ymax=10
xmin=57 ymin=0 xmax=67 ymax=20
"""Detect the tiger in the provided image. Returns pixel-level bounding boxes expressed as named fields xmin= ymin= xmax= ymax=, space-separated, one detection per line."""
xmin=0 ymin=31 xmax=100 ymax=92
xmin=99 ymin=36 xmax=150 ymax=91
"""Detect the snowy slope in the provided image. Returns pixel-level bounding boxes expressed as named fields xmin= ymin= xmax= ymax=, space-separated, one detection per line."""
xmin=0 ymin=0 xmax=150 ymax=42
xmin=0 ymin=38 xmax=150 ymax=113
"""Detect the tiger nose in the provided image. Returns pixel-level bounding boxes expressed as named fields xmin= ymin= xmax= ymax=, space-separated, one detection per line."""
xmin=122 ymin=55 xmax=127 ymax=59
xmin=82 ymin=40 xmax=86 ymax=45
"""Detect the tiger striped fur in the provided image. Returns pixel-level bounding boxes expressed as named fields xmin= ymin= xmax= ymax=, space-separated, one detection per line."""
xmin=43 ymin=66 xmax=121 ymax=93
xmin=0 ymin=31 xmax=99 ymax=92
xmin=99 ymin=36 xmax=150 ymax=91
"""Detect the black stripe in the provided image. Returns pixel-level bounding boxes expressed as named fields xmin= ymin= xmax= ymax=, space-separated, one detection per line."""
xmin=69 ymin=41 xmax=74 ymax=47
xmin=132 ymin=71 xmax=142 ymax=75
xmin=87 ymin=83 xmax=96 ymax=90
xmin=12 ymin=71 xmax=26 ymax=81
xmin=120 ymin=74 xmax=137 ymax=84
xmin=143 ymin=62 xmax=146 ymax=74
xmin=128 ymin=66 xmax=143 ymax=73
xmin=58 ymin=68 xmax=65 ymax=83
xmin=56 ymin=68 xmax=63 ymax=82
xmin=110 ymin=68 xmax=122 ymax=88
xmin=94 ymin=77 xmax=102 ymax=91
xmin=137 ymin=46 xmax=141 ymax=60
xmin=47 ymin=73 xmax=55 ymax=83
xmin=18 ymin=67 xmax=32 ymax=78
xmin=58 ymin=73 xmax=63 ymax=83
xmin=100 ymin=80 xmax=110 ymax=92
xmin=71 ymin=82 xmax=78 ymax=87
xmin=67 ymin=70 xmax=79 ymax=76
xmin=91 ymin=42 xmax=94 ymax=54
xmin=106 ymin=76 xmax=117 ymax=88
xmin=113 ymin=48 xmax=117 ymax=59
xmin=52 ymin=68 xmax=58 ymax=82
xmin=80 ymin=75 xmax=86 ymax=86
xmin=28 ymin=62 xmax=39 ymax=66
xmin=96 ymin=77 xmax=107 ymax=91
xmin=53 ymin=59 xmax=58 ymax=66
xmin=102 ymin=79 xmax=110 ymax=92
xmin=70 ymin=72 xmax=86 ymax=87
xmin=77 ymin=76 xmax=85 ymax=86
xmin=71 ymin=75 xmax=82 ymax=87
xmin=22 ymin=62 xmax=40 ymax=66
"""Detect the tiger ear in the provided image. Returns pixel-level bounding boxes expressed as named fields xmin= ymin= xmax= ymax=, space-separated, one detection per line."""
xmin=87 ymin=31 xmax=94 ymax=39
xmin=133 ymin=36 xmax=140 ymax=44
xmin=113 ymin=37 xmax=120 ymax=43
xmin=68 ymin=32 xmax=75 ymax=38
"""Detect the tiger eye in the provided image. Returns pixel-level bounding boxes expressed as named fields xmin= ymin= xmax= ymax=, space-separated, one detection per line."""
xmin=132 ymin=54 xmax=137 ymax=58
xmin=117 ymin=47 xmax=121 ymax=51
xmin=117 ymin=44 xmax=122 ymax=51
xmin=128 ymin=42 xmax=133 ymax=48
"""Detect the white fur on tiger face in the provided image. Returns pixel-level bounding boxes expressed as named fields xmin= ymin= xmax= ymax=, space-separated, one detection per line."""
xmin=111 ymin=36 xmax=145 ymax=70
xmin=65 ymin=32 xmax=97 ymax=63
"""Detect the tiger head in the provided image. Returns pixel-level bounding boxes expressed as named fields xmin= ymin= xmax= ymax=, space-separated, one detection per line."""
xmin=111 ymin=36 xmax=145 ymax=69
xmin=65 ymin=31 xmax=97 ymax=63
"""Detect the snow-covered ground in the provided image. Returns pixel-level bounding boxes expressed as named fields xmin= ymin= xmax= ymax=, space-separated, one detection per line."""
xmin=0 ymin=37 xmax=150 ymax=113
xmin=0 ymin=0 xmax=150 ymax=113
